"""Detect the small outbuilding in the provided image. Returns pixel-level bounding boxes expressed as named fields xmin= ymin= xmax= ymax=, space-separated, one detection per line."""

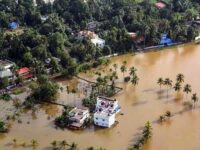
xmin=160 ymin=34 xmax=172 ymax=45
xmin=8 ymin=22 xmax=19 ymax=30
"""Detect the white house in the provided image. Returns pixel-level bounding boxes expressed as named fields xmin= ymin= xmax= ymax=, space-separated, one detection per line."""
xmin=0 ymin=60 xmax=15 ymax=79
xmin=68 ymin=107 xmax=90 ymax=128
xmin=91 ymin=36 xmax=105 ymax=48
xmin=77 ymin=30 xmax=105 ymax=48
xmin=94 ymin=96 xmax=121 ymax=128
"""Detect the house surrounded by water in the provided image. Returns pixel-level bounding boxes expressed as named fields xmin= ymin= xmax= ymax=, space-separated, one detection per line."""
xmin=94 ymin=96 xmax=121 ymax=128
xmin=68 ymin=107 xmax=90 ymax=128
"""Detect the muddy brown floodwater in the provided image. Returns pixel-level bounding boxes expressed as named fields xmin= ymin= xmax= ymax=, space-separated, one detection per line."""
xmin=1 ymin=43 xmax=200 ymax=150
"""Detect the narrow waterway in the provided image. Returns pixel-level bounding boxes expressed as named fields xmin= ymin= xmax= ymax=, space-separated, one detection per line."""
xmin=0 ymin=43 xmax=200 ymax=150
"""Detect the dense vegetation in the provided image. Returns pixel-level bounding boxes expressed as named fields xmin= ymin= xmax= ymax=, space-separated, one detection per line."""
xmin=24 ymin=75 xmax=58 ymax=107
xmin=0 ymin=0 xmax=200 ymax=78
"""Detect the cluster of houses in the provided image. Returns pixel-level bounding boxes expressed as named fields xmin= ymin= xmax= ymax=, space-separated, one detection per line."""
xmin=0 ymin=60 xmax=32 ymax=89
xmin=67 ymin=96 xmax=121 ymax=129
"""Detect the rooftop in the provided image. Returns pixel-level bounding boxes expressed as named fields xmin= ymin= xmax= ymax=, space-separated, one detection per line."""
xmin=16 ymin=67 xmax=30 ymax=75
xmin=79 ymin=30 xmax=97 ymax=38
xmin=155 ymin=2 xmax=166 ymax=9
xmin=95 ymin=96 xmax=119 ymax=116
xmin=0 ymin=60 xmax=14 ymax=70
xmin=68 ymin=107 xmax=89 ymax=121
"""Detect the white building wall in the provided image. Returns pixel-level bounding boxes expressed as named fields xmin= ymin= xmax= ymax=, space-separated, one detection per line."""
xmin=91 ymin=37 xmax=105 ymax=48
xmin=94 ymin=113 xmax=115 ymax=128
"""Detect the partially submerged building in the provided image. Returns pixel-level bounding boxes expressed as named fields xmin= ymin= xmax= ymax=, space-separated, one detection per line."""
xmin=94 ymin=96 xmax=121 ymax=128
xmin=68 ymin=107 xmax=90 ymax=129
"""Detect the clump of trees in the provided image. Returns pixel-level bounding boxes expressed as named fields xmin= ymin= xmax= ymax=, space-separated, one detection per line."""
xmin=130 ymin=121 xmax=152 ymax=150
xmin=0 ymin=121 xmax=8 ymax=133
xmin=0 ymin=0 xmax=199 ymax=79
xmin=54 ymin=106 xmax=73 ymax=129
xmin=157 ymin=73 xmax=199 ymax=108
xmin=24 ymin=75 xmax=58 ymax=108
xmin=159 ymin=111 xmax=172 ymax=123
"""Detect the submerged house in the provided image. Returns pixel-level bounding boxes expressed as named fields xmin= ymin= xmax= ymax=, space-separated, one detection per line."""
xmin=160 ymin=34 xmax=173 ymax=45
xmin=94 ymin=96 xmax=121 ymax=128
xmin=68 ymin=107 xmax=90 ymax=129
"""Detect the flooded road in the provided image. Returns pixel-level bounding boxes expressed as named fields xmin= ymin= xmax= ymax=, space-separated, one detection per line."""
xmin=1 ymin=43 xmax=200 ymax=150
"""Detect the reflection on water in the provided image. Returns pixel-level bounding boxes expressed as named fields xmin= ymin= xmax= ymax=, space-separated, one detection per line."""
xmin=0 ymin=43 xmax=200 ymax=150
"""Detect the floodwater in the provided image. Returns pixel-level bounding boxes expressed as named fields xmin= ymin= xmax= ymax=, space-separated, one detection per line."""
xmin=1 ymin=43 xmax=200 ymax=150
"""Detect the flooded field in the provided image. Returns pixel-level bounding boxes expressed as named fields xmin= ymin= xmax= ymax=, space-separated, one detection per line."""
xmin=1 ymin=43 xmax=200 ymax=150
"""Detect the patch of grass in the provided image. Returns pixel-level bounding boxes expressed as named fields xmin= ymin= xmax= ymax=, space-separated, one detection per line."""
xmin=0 ymin=94 xmax=11 ymax=101
xmin=12 ymin=88 xmax=26 ymax=95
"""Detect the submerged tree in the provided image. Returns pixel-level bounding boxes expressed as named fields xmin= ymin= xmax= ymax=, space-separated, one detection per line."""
xmin=191 ymin=93 xmax=198 ymax=108
xmin=164 ymin=78 xmax=173 ymax=99
xmin=157 ymin=77 xmax=164 ymax=91
xmin=131 ymin=75 xmax=139 ymax=86
xmin=129 ymin=66 xmax=137 ymax=76
xmin=183 ymin=84 xmax=192 ymax=100
xmin=174 ymin=82 xmax=182 ymax=93
xmin=176 ymin=73 xmax=184 ymax=84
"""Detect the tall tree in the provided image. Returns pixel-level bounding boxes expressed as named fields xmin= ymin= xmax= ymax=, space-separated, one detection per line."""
xmin=164 ymin=78 xmax=173 ymax=99
xmin=183 ymin=84 xmax=192 ymax=100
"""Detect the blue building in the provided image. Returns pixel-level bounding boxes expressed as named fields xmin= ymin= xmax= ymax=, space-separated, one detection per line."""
xmin=160 ymin=34 xmax=172 ymax=45
xmin=8 ymin=22 xmax=19 ymax=30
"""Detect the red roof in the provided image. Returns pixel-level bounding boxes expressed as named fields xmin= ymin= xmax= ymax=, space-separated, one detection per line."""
xmin=79 ymin=30 xmax=97 ymax=38
xmin=155 ymin=2 xmax=166 ymax=9
xmin=16 ymin=67 xmax=30 ymax=75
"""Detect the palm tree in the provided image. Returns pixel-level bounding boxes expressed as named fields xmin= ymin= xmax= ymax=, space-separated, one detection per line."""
xmin=191 ymin=93 xmax=198 ymax=108
xmin=12 ymin=138 xmax=17 ymax=146
xmin=183 ymin=84 xmax=192 ymax=100
xmin=165 ymin=111 xmax=171 ymax=118
xmin=31 ymin=139 xmax=38 ymax=148
xmin=120 ymin=65 xmax=127 ymax=77
xmin=113 ymin=63 xmax=118 ymax=72
xmin=123 ymin=60 xmax=127 ymax=66
xmin=69 ymin=142 xmax=78 ymax=150
xmin=59 ymin=140 xmax=68 ymax=149
xmin=129 ymin=67 xmax=137 ymax=76
xmin=51 ymin=140 xmax=58 ymax=150
xmin=176 ymin=73 xmax=184 ymax=84
xmin=157 ymin=77 xmax=164 ymax=91
xmin=71 ymin=89 xmax=77 ymax=105
xmin=131 ymin=75 xmax=139 ymax=86
xmin=173 ymin=82 xmax=182 ymax=93
xmin=164 ymin=78 xmax=173 ymax=98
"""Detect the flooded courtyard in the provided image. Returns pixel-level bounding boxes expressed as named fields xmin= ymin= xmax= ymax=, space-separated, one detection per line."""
xmin=1 ymin=43 xmax=200 ymax=150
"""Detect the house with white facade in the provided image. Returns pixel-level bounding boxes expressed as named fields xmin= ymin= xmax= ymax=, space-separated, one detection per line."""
xmin=68 ymin=107 xmax=90 ymax=128
xmin=94 ymin=96 xmax=121 ymax=128
xmin=77 ymin=30 xmax=105 ymax=48
xmin=0 ymin=60 xmax=15 ymax=79
xmin=91 ymin=36 xmax=105 ymax=48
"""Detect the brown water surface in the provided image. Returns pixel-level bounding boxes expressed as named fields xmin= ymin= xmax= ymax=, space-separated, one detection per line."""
xmin=0 ymin=43 xmax=200 ymax=150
